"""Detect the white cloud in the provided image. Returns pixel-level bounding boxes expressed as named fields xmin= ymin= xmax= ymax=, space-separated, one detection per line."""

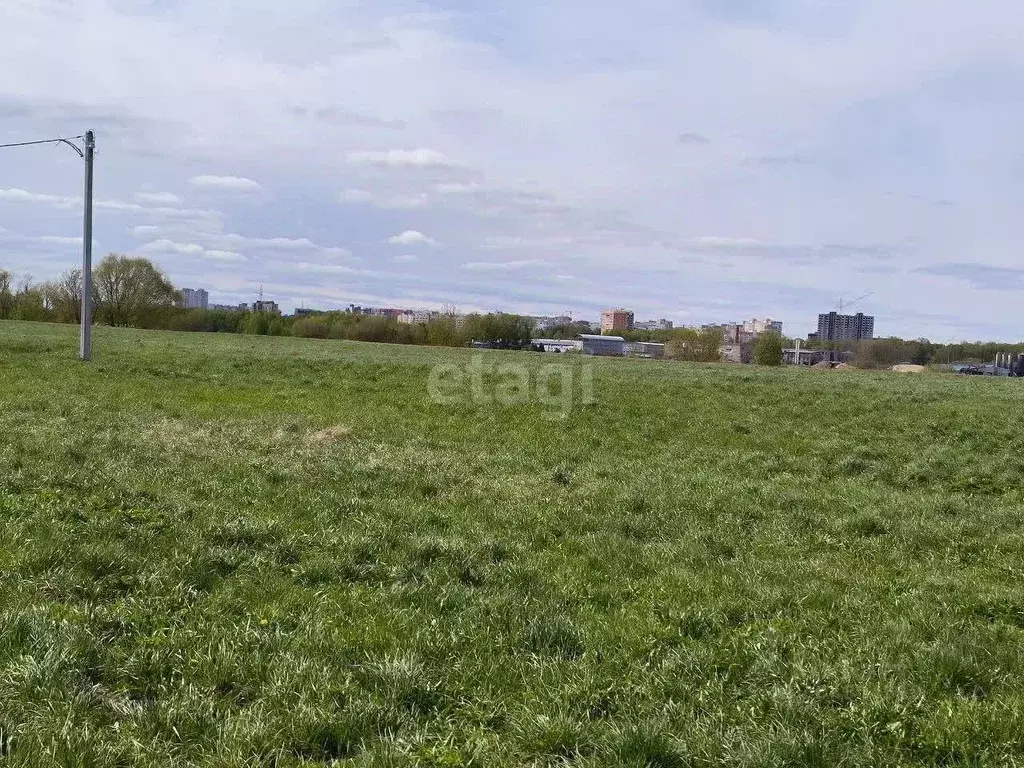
xmin=205 ymin=250 xmax=247 ymax=262
xmin=347 ymin=149 xmax=454 ymax=169
xmin=189 ymin=175 xmax=262 ymax=192
xmin=136 ymin=191 xmax=183 ymax=205
xmin=296 ymin=262 xmax=369 ymax=276
xmin=35 ymin=236 xmax=82 ymax=246
xmin=138 ymin=239 xmax=247 ymax=262
xmin=392 ymin=254 xmax=418 ymax=264
xmin=139 ymin=240 xmax=205 ymax=256
xmin=694 ymin=237 xmax=762 ymax=247
xmin=436 ymin=182 xmax=479 ymax=194
xmin=1 ymin=188 xmax=220 ymax=222
xmin=461 ymin=259 xmax=545 ymax=271
xmin=339 ymin=188 xmax=373 ymax=203
xmin=483 ymin=235 xmax=576 ymax=250
xmin=216 ymin=234 xmax=350 ymax=257
xmin=127 ymin=226 xmax=350 ymax=259
xmin=388 ymin=230 xmax=437 ymax=246
xmin=379 ymin=194 xmax=431 ymax=210
xmin=0 ymin=188 xmax=78 ymax=208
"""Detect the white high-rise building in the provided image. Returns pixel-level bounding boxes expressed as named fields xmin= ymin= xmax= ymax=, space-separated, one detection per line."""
xmin=743 ymin=318 xmax=783 ymax=335
xmin=180 ymin=288 xmax=209 ymax=310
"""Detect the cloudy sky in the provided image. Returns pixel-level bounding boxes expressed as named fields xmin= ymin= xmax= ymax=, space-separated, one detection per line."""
xmin=2 ymin=0 xmax=1024 ymax=340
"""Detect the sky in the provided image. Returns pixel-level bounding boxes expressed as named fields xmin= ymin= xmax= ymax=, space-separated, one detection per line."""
xmin=2 ymin=0 xmax=1024 ymax=341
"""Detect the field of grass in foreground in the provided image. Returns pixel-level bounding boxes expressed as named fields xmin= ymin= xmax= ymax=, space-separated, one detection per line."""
xmin=2 ymin=320 xmax=1024 ymax=767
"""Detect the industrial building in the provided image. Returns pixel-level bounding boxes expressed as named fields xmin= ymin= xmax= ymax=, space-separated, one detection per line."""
xmin=816 ymin=312 xmax=874 ymax=341
xmin=783 ymin=342 xmax=827 ymax=366
xmin=625 ymin=341 xmax=665 ymax=359
xmin=179 ymin=288 xmax=209 ymax=310
xmin=580 ymin=334 xmax=626 ymax=356
xmin=722 ymin=342 xmax=754 ymax=364
xmin=600 ymin=309 xmax=634 ymax=334
xmin=532 ymin=338 xmax=581 ymax=353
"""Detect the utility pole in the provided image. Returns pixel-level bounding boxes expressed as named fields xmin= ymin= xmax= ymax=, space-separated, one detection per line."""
xmin=81 ymin=130 xmax=95 ymax=361
xmin=0 ymin=131 xmax=94 ymax=360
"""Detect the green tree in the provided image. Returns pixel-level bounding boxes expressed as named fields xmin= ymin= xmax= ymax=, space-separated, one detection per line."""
xmin=754 ymin=332 xmax=784 ymax=366
xmin=43 ymin=268 xmax=83 ymax=324
xmin=93 ymin=255 xmax=177 ymax=327
xmin=463 ymin=313 xmax=533 ymax=347
xmin=10 ymin=277 xmax=49 ymax=321
xmin=242 ymin=311 xmax=271 ymax=335
xmin=425 ymin=315 xmax=463 ymax=347
xmin=0 ymin=269 xmax=13 ymax=319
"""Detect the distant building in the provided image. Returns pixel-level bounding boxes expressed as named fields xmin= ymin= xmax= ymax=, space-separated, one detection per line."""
xmin=397 ymin=310 xmax=435 ymax=324
xmin=719 ymin=323 xmax=756 ymax=345
xmin=600 ymin=309 xmax=634 ymax=334
xmin=625 ymin=341 xmax=665 ymax=359
xmin=210 ymin=303 xmax=243 ymax=312
xmin=294 ymin=308 xmax=326 ymax=317
xmin=528 ymin=315 xmax=572 ymax=331
xmin=784 ymin=339 xmax=827 ymax=366
xmin=634 ymin=318 xmax=673 ymax=331
xmin=253 ymin=300 xmax=281 ymax=315
xmin=721 ymin=343 xmax=754 ymax=364
xmin=817 ymin=312 xmax=874 ymax=341
xmin=179 ymin=288 xmax=209 ymax=310
xmin=532 ymin=338 xmax=581 ymax=353
xmin=580 ymin=334 xmax=626 ymax=356
xmin=743 ymin=318 xmax=783 ymax=335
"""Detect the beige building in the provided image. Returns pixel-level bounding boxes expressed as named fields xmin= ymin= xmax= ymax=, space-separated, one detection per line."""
xmin=743 ymin=318 xmax=783 ymax=335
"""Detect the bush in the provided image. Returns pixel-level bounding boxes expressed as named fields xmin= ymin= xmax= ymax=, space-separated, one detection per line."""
xmin=293 ymin=316 xmax=331 ymax=339
xmin=754 ymin=332 xmax=784 ymax=366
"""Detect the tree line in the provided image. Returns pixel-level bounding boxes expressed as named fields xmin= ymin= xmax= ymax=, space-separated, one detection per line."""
xmin=1 ymin=255 xmax=176 ymax=327
xmin=0 ymin=254 xmax=535 ymax=348
xmin=847 ymin=337 xmax=1023 ymax=368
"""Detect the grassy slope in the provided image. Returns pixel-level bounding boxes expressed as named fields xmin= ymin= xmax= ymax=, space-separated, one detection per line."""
xmin=1 ymin=320 xmax=1024 ymax=767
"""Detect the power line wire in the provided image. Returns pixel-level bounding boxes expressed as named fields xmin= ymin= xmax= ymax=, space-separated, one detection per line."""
xmin=0 ymin=136 xmax=85 ymax=151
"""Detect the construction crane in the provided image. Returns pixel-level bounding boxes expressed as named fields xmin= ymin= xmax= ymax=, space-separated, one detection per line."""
xmin=837 ymin=292 xmax=873 ymax=314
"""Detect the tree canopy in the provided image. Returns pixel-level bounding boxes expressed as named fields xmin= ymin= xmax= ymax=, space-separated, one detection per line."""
xmin=93 ymin=254 xmax=177 ymax=327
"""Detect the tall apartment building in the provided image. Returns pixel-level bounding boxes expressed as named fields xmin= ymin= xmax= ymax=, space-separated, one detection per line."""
xmin=180 ymin=288 xmax=209 ymax=310
xmin=600 ymin=309 xmax=634 ymax=334
xmin=817 ymin=312 xmax=874 ymax=341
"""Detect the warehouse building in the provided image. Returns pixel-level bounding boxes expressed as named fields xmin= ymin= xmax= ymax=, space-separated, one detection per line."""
xmin=580 ymin=334 xmax=626 ymax=356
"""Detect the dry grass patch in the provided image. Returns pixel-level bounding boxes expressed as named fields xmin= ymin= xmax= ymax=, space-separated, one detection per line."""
xmin=306 ymin=424 xmax=352 ymax=445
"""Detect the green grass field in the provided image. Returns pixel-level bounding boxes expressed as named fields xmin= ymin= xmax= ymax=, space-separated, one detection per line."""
xmin=2 ymin=321 xmax=1024 ymax=767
